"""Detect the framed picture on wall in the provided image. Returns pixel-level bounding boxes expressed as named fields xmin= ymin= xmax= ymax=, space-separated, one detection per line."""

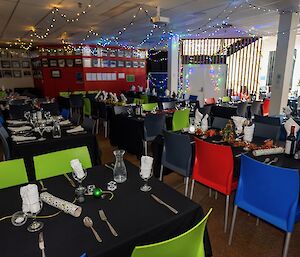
xmin=91 ymin=58 xmax=99 ymax=67
xmin=66 ymin=59 xmax=74 ymax=67
xmin=23 ymin=70 xmax=32 ymax=76
xmin=110 ymin=60 xmax=116 ymax=68
xmin=58 ymin=59 xmax=65 ymax=67
xmin=118 ymin=49 xmax=124 ymax=57
xmin=3 ymin=70 xmax=12 ymax=77
xmin=139 ymin=61 xmax=146 ymax=68
xmin=126 ymin=74 xmax=135 ymax=82
xmin=102 ymin=60 xmax=109 ymax=67
xmin=133 ymin=61 xmax=139 ymax=68
xmin=13 ymin=70 xmax=22 ymax=78
xmin=76 ymin=72 xmax=83 ymax=82
xmin=125 ymin=50 xmax=132 ymax=58
xmin=118 ymin=61 xmax=124 ymax=67
xmin=22 ymin=60 xmax=30 ymax=68
xmin=1 ymin=61 xmax=10 ymax=68
xmin=41 ymin=58 xmax=48 ymax=67
xmin=49 ymin=59 xmax=57 ymax=67
xmin=125 ymin=61 xmax=132 ymax=68
xmin=12 ymin=61 xmax=20 ymax=68
xmin=74 ymin=58 xmax=82 ymax=66
xmin=109 ymin=49 xmax=117 ymax=57
xmin=51 ymin=70 xmax=61 ymax=78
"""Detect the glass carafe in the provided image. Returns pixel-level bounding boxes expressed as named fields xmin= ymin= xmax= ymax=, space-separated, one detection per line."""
xmin=52 ymin=122 xmax=61 ymax=138
xmin=113 ymin=150 xmax=127 ymax=183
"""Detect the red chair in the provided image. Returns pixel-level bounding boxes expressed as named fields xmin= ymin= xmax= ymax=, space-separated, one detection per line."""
xmin=205 ymin=98 xmax=215 ymax=105
xmin=190 ymin=138 xmax=238 ymax=232
xmin=262 ymin=98 xmax=270 ymax=116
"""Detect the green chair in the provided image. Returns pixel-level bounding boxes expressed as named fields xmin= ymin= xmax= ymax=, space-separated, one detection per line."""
xmin=0 ymin=159 xmax=28 ymax=189
xmin=140 ymin=95 xmax=149 ymax=104
xmin=87 ymin=91 xmax=98 ymax=94
xmin=172 ymin=108 xmax=190 ymax=131
xmin=222 ymin=96 xmax=231 ymax=103
xmin=131 ymin=208 xmax=212 ymax=257
xmin=33 ymin=146 xmax=92 ymax=180
xmin=73 ymin=91 xmax=86 ymax=95
xmin=142 ymin=103 xmax=158 ymax=112
xmin=59 ymin=92 xmax=70 ymax=97
xmin=83 ymin=98 xmax=92 ymax=117
xmin=133 ymin=98 xmax=145 ymax=105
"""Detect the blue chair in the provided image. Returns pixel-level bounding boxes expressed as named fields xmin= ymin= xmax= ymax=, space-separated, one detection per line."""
xmin=228 ymin=155 xmax=300 ymax=257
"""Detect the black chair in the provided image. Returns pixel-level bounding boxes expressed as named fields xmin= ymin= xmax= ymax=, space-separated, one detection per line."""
xmin=9 ymin=103 xmax=32 ymax=120
xmin=236 ymin=102 xmax=248 ymax=117
xmin=9 ymin=99 xmax=26 ymax=105
xmin=250 ymin=101 xmax=262 ymax=117
xmin=113 ymin=106 xmax=131 ymax=115
xmin=70 ymin=112 xmax=81 ymax=125
xmin=69 ymin=94 xmax=83 ymax=117
xmin=211 ymin=117 xmax=229 ymax=129
xmin=143 ymin=113 xmax=166 ymax=156
xmin=82 ymin=117 xmax=95 ymax=134
xmin=98 ymin=102 xmax=109 ymax=137
xmin=253 ymin=122 xmax=281 ymax=141
xmin=254 ymin=115 xmax=281 ymax=126
xmin=199 ymin=105 xmax=212 ymax=116
xmin=40 ymin=102 xmax=60 ymax=116
xmin=0 ymin=125 xmax=10 ymax=160
xmin=160 ymin=130 xmax=192 ymax=196
xmin=160 ymin=101 xmax=176 ymax=110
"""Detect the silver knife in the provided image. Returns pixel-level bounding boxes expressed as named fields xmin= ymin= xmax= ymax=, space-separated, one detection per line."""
xmin=151 ymin=194 xmax=178 ymax=214
xmin=38 ymin=232 xmax=46 ymax=257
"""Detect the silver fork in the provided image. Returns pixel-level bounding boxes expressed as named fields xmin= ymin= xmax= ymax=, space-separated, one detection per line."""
xmin=99 ymin=210 xmax=118 ymax=236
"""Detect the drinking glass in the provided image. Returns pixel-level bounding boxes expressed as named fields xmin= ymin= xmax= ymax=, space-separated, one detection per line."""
xmin=113 ymin=150 xmax=127 ymax=183
xmin=140 ymin=169 xmax=153 ymax=192
xmin=26 ymin=201 xmax=44 ymax=232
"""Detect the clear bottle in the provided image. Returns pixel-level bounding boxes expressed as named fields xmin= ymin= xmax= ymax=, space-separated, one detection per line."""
xmin=113 ymin=150 xmax=127 ymax=183
xmin=52 ymin=122 xmax=61 ymax=138
xmin=285 ymin=125 xmax=296 ymax=157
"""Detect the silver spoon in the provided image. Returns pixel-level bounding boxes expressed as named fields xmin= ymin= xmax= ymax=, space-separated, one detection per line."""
xmin=263 ymin=157 xmax=270 ymax=163
xmin=268 ymin=157 xmax=279 ymax=165
xmin=83 ymin=217 xmax=102 ymax=243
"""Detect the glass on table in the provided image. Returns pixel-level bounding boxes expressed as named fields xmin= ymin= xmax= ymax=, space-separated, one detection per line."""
xmin=140 ymin=168 xmax=153 ymax=192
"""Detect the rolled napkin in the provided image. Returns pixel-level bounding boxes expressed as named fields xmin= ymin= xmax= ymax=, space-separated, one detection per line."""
xmin=243 ymin=124 xmax=255 ymax=142
xmin=138 ymin=86 xmax=143 ymax=92
xmin=283 ymin=106 xmax=292 ymax=117
xmin=6 ymin=120 xmax=29 ymax=125
xmin=20 ymin=184 xmax=41 ymax=214
xmin=70 ymin=159 xmax=85 ymax=179
xmin=194 ymin=109 xmax=203 ymax=128
xmin=40 ymin=192 xmax=82 ymax=217
xmin=66 ymin=125 xmax=84 ymax=133
xmin=141 ymin=156 xmax=153 ymax=178
xmin=284 ymin=118 xmax=300 ymax=136
xmin=12 ymin=135 xmax=37 ymax=142
xmin=113 ymin=93 xmax=119 ymax=102
xmin=232 ymin=116 xmax=246 ymax=135
xmin=165 ymin=89 xmax=170 ymax=97
xmin=253 ymin=147 xmax=284 ymax=156
xmin=152 ymin=88 xmax=157 ymax=96
xmin=120 ymin=93 xmax=127 ymax=103
xmin=59 ymin=119 xmax=71 ymax=126
xmin=95 ymin=90 xmax=102 ymax=100
xmin=8 ymin=126 xmax=32 ymax=132
xmin=201 ymin=114 xmax=209 ymax=132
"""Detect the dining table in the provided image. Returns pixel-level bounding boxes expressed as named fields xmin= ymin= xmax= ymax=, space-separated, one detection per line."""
xmin=7 ymin=122 xmax=100 ymax=181
xmin=0 ymin=161 xmax=212 ymax=257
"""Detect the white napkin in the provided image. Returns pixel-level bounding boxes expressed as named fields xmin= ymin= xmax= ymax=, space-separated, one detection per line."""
xmin=66 ymin=125 xmax=84 ymax=133
xmin=120 ymin=94 xmax=127 ymax=103
xmin=12 ymin=135 xmax=37 ymax=142
xmin=8 ymin=126 xmax=32 ymax=132
xmin=70 ymin=159 xmax=85 ymax=179
xmin=284 ymin=118 xmax=300 ymax=136
xmin=6 ymin=120 xmax=29 ymax=125
xmin=59 ymin=119 xmax=71 ymax=126
xmin=201 ymin=114 xmax=209 ymax=132
xmin=113 ymin=93 xmax=119 ymax=102
xmin=103 ymin=91 xmax=108 ymax=100
xmin=20 ymin=184 xmax=41 ymax=214
xmin=194 ymin=109 xmax=203 ymax=128
xmin=232 ymin=116 xmax=246 ymax=135
xmin=243 ymin=124 xmax=255 ymax=142
xmin=165 ymin=89 xmax=170 ymax=97
xmin=283 ymin=106 xmax=292 ymax=117
xmin=152 ymin=88 xmax=157 ymax=96
xmin=95 ymin=90 xmax=102 ymax=100
xmin=253 ymin=147 xmax=284 ymax=156
xmin=138 ymin=86 xmax=143 ymax=92
xmin=141 ymin=156 xmax=153 ymax=178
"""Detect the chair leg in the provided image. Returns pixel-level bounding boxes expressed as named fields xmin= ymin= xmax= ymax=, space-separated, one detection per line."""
xmin=228 ymin=205 xmax=238 ymax=245
xmin=144 ymin=141 xmax=148 ymax=156
xmin=215 ymin=191 xmax=218 ymax=200
xmin=104 ymin=121 xmax=108 ymax=138
xmin=256 ymin=218 xmax=260 ymax=226
xmin=159 ymin=165 xmax=163 ymax=181
xmin=282 ymin=232 xmax=292 ymax=257
xmin=224 ymin=195 xmax=230 ymax=233
xmin=190 ymin=179 xmax=195 ymax=200
xmin=209 ymin=188 xmax=212 ymax=197
xmin=184 ymin=177 xmax=189 ymax=197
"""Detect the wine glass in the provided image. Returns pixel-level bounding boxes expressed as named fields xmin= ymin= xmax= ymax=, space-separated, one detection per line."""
xmin=37 ymin=122 xmax=46 ymax=139
xmin=26 ymin=201 xmax=44 ymax=232
xmin=140 ymin=169 xmax=153 ymax=192
xmin=72 ymin=169 xmax=87 ymax=203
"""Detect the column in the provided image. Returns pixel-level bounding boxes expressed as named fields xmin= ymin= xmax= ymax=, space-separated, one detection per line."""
xmin=167 ymin=35 xmax=180 ymax=94
xmin=270 ymin=12 xmax=298 ymax=115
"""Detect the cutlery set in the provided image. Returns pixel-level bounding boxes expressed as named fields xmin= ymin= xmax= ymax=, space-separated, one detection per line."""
xmin=263 ymin=157 xmax=279 ymax=165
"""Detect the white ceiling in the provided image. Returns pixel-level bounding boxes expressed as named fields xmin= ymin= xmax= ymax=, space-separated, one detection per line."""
xmin=0 ymin=0 xmax=299 ymax=49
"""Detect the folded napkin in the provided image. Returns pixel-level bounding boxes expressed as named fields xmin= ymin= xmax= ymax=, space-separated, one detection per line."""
xmin=284 ymin=118 xmax=300 ymax=136
xmin=59 ymin=119 xmax=71 ymax=126
xmin=194 ymin=109 xmax=203 ymax=128
xmin=141 ymin=156 xmax=153 ymax=178
xmin=232 ymin=116 xmax=246 ymax=135
xmin=152 ymin=88 xmax=157 ymax=96
xmin=113 ymin=93 xmax=119 ymax=102
xmin=253 ymin=147 xmax=284 ymax=156
xmin=20 ymin=184 xmax=40 ymax=214
xmin=8 ymin=126 xmax=32 ymax=132
xmin=95 ymin=90 xmax=102 ymax=100
xmin=283 ymin=106 xmax=292 ymax=117
xmin=12 ymin=135 xmax=37 ymax=142
xmin=243 ymin=124 xmax=255 ymax=142
xmin=201 ymin=114 xmax=209 ymax=132
xmin=165 ymin=89 xmax=170 ymax=97
xmin=120 ymin=93 xmax=127 ymax=103
xmin=6 ymin=120 xmax=29 ymax=125
xmin=138 ymin=86 xmax=143 ymax=92
xmin=66 ymin=125 xmax=84 ymax=133
xmin=70 ymin=159 xmax=85 ymax=179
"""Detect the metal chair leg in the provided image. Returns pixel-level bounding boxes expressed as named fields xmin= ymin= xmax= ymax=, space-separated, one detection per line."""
xmin=144 ymin=141 xmax=148 ymax=156
xmin=224 ymin=195 xmax=230 ymax=233
xmin=104 ymin=121 xmax=108 ymax=138
xmin=228 ymin=205 xmax=238 ymax=245
xmin=159 ymin=165 xmax=163 ymax=181
xmin=282 ymin=232 xmax=292 ymax=257
xmin=215 ymin=191 xmax=218 ymax=200
xmin=190 ymin=179 xmax=195 ymax=200
xmin=184 ymin=177 xmax=189 ymax=197
xmin=209 ymin=188 xmax=212 ymax=197
xmin=256 ymin=218 xmax=260 ymax=226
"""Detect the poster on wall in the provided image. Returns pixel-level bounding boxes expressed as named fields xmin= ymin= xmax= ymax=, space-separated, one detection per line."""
xmin=74 ymin=58 xmax=82 ymax=66
xmin=83 ymin=58 xmax=91 ymax=67
xmin=139 ymin=61 xmax=145 ymax=68
xmin=118 ymin=49 xmax=124 ymax=57
xmin=109 ymin=49 xmax=117 ymax=57
xmin=125 ymin=50 xmax=132 ymax=58
xmin=58 ymin=59 xmax=65 ymax=67
xmin=12 ymin=61 xmax=20 ymax=68
xmin=76 ymin=72 xmax=83 ymax=82
xmin=51 ymin=70 xmax=61 ymax=78
xmin=126 ymin=74 xmax=135 ymax=82
xmin=49 ymin=59 xmax=57 ymax=67
xmin=91 ymin=59 xmax=99 ymax=67
xmin=133 ymin=61 xmax=138 ymax=68
xmin=41 ymin=58 xmax=48 ymax=67
xmin=99 ymin=49 xmax=108 ymax=57
xmin=3 ymin=70 xmax=12 ymax=77
xmin=118 ymin=73 xmax=125 ymax=79
xmin=102 ymin=60 xmax=109 ymax=67
xmin=126 ymin=61 xmax=132 ymax=68
xmin=66 ymin=59 xmax=74 ymax=67
xmin=13 ymin=70 xmax=22 ymax=78
xmin=1 ymin=61 xmax=10 ymax=68
xmin=118 ymin=61 xmax=124 ymax=67
xmin=110 ymin=60 xmax=116 ymax=68
xmin=22 ymin=60 xmax=30 ymax=68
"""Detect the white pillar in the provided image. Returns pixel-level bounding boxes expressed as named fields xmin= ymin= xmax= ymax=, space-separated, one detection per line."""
xmin=168 ymin=35 xmax=180 ymax=94
xmin=270 ymin=12 xmax=299 ymax=115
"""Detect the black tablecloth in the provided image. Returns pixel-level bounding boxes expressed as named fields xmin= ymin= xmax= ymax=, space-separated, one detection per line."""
xmin=10 ymin=129 xmax=100 ymax=181
xmin=0 ymin=162 xmax=212 ymax=257
xmin=211 ymin=105 xmax=237 ymax=119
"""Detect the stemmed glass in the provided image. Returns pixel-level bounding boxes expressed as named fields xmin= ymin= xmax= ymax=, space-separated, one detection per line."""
xmin=37 ymin=122 xmax=46 ymax=139
xmin=26 ymin=201 xmax=44 ymax=232
xmin=140 ymin=169 xmax=153 ymax=192
xmin=72 ymin=169 xmax=87 ymax=203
